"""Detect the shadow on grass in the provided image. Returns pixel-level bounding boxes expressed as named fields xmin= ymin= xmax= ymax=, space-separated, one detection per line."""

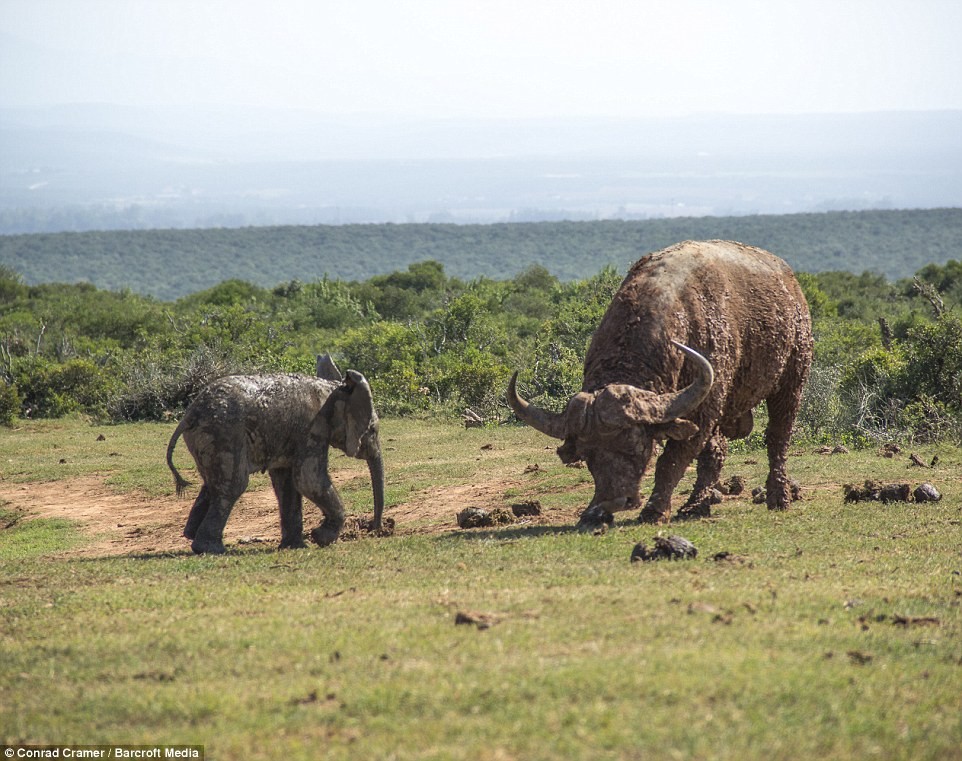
xmin=440 ymin=524 xmax=581 ymax=542
xmin=435 ymin=515 xmax=650 ymax=542
xmin=69 ymin=541 xmax=290 ymax=563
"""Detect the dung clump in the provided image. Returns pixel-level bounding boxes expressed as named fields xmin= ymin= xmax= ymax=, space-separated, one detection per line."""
xmin=843 ymin=480 xmax=923 ymax=504
xmin=878 ymin=442 xmax=902 ymax=458
xmin=879 ymin=483 xmax=911 ymax=502
xmin=631 ymin=535 xmax=698 ymax=562
xmin=339 ymin=515 xmax=396 ymax=540
xmin=717 ymin=475 xmax=746 ymax=496
xmin=456 ymin=507 xmax=490 ymax=528
xmin=456 ymin=507 xmax=516 ymax=529
xmin=913 ymin=483 xmax=942 ymax=502
xmin=489 ymin=507 xmax=516 ymax=525
xmin=511 ymin=500 xmax=542 ymax=517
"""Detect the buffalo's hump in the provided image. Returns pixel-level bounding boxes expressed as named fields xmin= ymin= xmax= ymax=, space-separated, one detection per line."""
xmin=583 ymin=240 xmax=812 ymax=410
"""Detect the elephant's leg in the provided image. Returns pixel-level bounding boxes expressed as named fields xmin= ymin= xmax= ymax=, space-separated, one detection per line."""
xmin=765 ymin=381 xmax=804 ymax=511
xmin=190 ymin=463 xmax=249 ymax=555
xmin=677 ymin=430 xmax=728 ymax=520
xmin=183 ymin=484 xmax=211 ymax=540
xmin=270 ymin=468 xmax=306 ymax=549
xmin=295 ymin=455 xmax=345 ymax=548
xmin=639 ymin=436 xmax=704 ymax=524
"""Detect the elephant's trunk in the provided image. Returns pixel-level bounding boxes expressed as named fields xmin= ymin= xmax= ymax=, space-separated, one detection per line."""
xmin=367 ymin=449 xmax=386 ymax=532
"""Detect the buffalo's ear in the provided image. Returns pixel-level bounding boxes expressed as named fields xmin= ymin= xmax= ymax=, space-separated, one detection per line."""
xmin=556 ymin=437 xmax=581 ymax=464
xmin=650 ymin=419 xmax=699 ymax=441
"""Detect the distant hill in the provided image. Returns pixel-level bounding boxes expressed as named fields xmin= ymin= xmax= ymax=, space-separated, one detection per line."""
xmin=2 ymin=109 xmax=960 ymax=231
xmin=1 ymin=208 xmax=960 ymax=300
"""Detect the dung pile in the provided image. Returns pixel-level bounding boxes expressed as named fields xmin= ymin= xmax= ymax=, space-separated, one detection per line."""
xmin=456 ymin=506 xmax=516 ymax=529
xmin=630 ymin=535 xmax=698 ymax=562
xmin=339 ymin=515 xmax=396 ymax=540
xmin=843 ymin=480 xmax=941 ymax=503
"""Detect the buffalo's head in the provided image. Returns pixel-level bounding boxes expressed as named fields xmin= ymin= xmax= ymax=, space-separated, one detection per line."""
xmin=507 ymin=342 xmax=713 ymax=514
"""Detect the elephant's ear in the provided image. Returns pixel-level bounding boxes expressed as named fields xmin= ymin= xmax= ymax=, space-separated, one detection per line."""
xmin=343 ymin=370 xmax=378 ymax=458
xmin=316 ymin=353 xmax=343 ymax=382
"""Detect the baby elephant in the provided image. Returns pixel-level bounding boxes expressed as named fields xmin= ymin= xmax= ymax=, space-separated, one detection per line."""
xmin=166 ymin=362 xmax=384 ymax=554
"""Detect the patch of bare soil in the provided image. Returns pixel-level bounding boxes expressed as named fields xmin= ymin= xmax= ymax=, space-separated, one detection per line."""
xmin=0 ymin=473 xmax=575 ymax=558
xmin=0 ymin=476 xmax=279 ymax=558
xmin=3 ymin=470 xmax=882 ymax=560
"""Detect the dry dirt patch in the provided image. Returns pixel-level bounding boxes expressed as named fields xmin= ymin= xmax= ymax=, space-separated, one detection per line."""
xmin=0 ymin=476 xmax=278 ymax=557
xmin=0 ymin=473 xmax=566 ymax=558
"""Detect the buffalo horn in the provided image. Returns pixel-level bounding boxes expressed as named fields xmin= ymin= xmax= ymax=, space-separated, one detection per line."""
xmin=506 ymin=372 xmax=566 ymax=440
xmin=652 ymin=341 xmax=715 ymax=423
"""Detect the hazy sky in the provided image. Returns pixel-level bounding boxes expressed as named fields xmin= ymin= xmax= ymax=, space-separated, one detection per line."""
xmin=2 ymin=0 xmax=961 ymax=118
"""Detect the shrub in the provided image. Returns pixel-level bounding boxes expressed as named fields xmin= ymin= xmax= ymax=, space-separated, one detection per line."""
xmin=897 ymin=313 xmax=962 ymax=412
xmin=796 ymin=363 xmax=844 ymax=442
xmin=12 ymin=357 xmax=115 ymax=419
xmin=0 ymin=380 xmax=22 ymax=425
xmin=425 ymin=347 xmax=510 ymax=418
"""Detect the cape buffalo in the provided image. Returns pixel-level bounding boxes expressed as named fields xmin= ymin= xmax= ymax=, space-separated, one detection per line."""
xmin=508 ymin=240 xmax=813 ymax=525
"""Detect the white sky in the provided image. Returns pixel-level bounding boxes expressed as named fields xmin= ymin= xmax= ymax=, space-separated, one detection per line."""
xmin=2 ymin=0 xmax=961 ymax=117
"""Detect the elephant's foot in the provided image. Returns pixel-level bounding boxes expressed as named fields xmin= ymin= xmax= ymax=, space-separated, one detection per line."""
xmin=190 ymin=538 xmax=226 ymax=555
xmin=310 ymin=523 xmax=341 ymax=547
xmin=576 ymin=505 xmax=615 ymax=533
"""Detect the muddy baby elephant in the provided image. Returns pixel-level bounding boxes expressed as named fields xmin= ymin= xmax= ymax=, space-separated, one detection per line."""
xmin=166 ymin=360 xmax=384 ymax=554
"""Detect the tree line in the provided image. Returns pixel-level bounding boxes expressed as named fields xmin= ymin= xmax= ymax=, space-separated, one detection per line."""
xmin=1 ymin=255 xmax=960 ymax=444
xmin=2 ymin=208 xmax=961 ymax=300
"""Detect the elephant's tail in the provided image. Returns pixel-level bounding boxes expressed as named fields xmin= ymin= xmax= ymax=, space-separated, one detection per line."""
xmin=166 ymin=418 xmax=191 ymax=497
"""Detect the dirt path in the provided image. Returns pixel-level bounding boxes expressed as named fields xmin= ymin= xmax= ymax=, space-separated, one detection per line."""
xmin=0 ymin=473 xmax=573 ymax=558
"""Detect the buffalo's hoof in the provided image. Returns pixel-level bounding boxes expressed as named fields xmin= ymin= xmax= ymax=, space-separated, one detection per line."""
xmin=279 ymin=539 xmax=308 ymax=550
xmin=310 ymin=525 xmax=340 ymax=547
xmin=675 ymin=501 xmax=712 ymax=521
xmin=638 ymin=508 xmax=671 ymax=525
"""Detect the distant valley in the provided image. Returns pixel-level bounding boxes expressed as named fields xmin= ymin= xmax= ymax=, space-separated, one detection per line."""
xmin=1 ymin=108 xmax=960 ymax=233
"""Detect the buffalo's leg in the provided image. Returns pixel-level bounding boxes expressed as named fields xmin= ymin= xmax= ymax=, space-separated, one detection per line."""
xmin=639 ymin=436 xmax=704 ymax=523
xmin=764 ymin=380 xmax=804 ymax=511
xmin=183 ymin=484 xmax=211 ymax=540
xmin=270 ymin=467 xmax=306 ymax=549
xmin=295 ymin=453 xmax=345 ymax=547
xmin=677 ymin=430 xmax=727 ymax=519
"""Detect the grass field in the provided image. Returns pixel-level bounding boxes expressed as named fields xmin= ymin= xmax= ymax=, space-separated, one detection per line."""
xmin=1 ymin=417 xmax=960 ymax=760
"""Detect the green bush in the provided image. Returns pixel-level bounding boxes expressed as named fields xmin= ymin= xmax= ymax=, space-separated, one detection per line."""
xmin=0 ymin=380 xmax=21 ymax=425
xmin=12 ymin=357 xmax=115 ymax=419
xmin=897 ymin=313 xmax=962 ymax=412
xmin=0 ymin=256 xmax=959 ymax=442
xmin=425 ymin=347 xmax=510 ymax=418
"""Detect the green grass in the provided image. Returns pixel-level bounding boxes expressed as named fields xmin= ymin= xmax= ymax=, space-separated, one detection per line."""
xmin=1 ymin=418 xmax=961 ymax=760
